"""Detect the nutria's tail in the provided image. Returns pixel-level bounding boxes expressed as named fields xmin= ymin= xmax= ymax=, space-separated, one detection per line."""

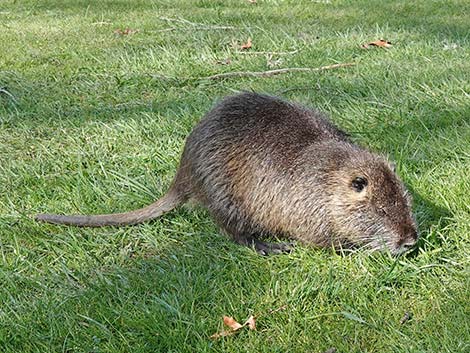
xmin=35 ymin=187 xmax=183 ymax=227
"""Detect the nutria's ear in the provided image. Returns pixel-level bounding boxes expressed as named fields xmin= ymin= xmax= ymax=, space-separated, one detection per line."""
xmin=351 ymin=177 xmax=368 ymax=192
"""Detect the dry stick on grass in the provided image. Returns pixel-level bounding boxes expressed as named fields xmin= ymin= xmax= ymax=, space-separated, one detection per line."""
xmin=235 ymin=49 xmax=300 ymax=55
xmin=149 ymin=63 xmax=354 ymax=84
xmin=202 ymin=62 xmax=355 ymax=81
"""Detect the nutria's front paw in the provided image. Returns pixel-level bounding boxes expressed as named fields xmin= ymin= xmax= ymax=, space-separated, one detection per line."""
xmin=254 ymin=241 xmax=295 ymax=256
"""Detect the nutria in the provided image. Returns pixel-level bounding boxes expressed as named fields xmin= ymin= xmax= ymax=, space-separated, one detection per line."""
xmin=36 ymin=92 xmax=418 ymax=255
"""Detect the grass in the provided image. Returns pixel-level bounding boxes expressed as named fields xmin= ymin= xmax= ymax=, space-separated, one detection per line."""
xmin=0 ymin=0 xmax=469 ymax=352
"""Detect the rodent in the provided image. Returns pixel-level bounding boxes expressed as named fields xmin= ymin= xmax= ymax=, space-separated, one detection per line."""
xmin=36 ymin=92 xmax=418 ymax=255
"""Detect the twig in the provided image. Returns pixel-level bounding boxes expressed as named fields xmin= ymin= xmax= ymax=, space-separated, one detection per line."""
xmin=235 ymin=49 xmax=299 ymax=55
xmin=202 ymin=62 xmax=355 ymax=81
xmin=158 ymin=16 xmax=235 ymax=30
xmin=275 ymin=85 xmax=320 ymax=95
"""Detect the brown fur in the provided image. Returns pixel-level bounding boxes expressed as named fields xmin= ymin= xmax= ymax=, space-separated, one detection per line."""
xmin=36 ymin=92 xmax=418 ymax=255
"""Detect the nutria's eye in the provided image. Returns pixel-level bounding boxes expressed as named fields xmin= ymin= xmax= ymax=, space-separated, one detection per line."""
xmin=351 ymin=177 xmax=368 ymax=192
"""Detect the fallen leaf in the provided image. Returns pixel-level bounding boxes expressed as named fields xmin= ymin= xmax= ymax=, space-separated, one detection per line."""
xmin=244 ymin=315 xmax=256 ymax=330
xmin=223 ymin=316 xmax=243 ymax=331
xmin=241 ymin=38 xmax=252 ymax=50
xmin=361 ymin=39 xmax=392 ymax=49
xmin=211 ymin=315 xmax=256 ymax=339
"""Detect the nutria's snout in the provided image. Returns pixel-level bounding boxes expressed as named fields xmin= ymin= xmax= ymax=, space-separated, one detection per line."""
xmin=395 ymin=225 xmax=419 ymax=254
xmin=385 ymin=219 xmax=419 ymax=255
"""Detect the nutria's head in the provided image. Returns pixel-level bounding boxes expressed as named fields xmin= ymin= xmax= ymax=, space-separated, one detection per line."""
xmin=327 ymin=154 xmax=418 ymax=255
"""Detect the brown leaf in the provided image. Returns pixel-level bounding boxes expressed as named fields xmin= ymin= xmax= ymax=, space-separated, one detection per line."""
xmin=244 ymin=315 xmax=256 ymax=330
xmin=361 ymin=39 xmax=392 ymax=49
xmin=211 ymin=315 xmax=256 ymax=339
xmin=240 ymin=38 xmax=252 ymax=50
xmin=223 ymin=316 xmax=243 ymax=331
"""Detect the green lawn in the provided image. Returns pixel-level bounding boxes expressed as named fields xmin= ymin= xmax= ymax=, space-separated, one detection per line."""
xmin=1 ymin=0 xmax=469 ymax=352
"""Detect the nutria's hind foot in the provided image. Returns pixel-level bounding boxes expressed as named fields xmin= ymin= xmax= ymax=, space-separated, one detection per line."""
xmin=251 ymin=240 xmax=295 ymax=256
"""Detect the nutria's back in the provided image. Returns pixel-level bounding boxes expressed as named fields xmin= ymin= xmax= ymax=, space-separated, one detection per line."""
xmin=36 ymin=92 xmax=418 ymax=255
xmin=186 ymin=93 xmax=350 ymax=166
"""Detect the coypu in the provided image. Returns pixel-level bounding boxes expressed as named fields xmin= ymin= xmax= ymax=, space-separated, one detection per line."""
xmin=36 ymin=92 xmax=418 ymax=255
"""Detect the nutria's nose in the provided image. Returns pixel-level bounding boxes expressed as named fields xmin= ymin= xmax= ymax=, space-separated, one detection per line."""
xmin=401 ymin=240 xmax=416 ymax=251
xmin=399 ymin=228 xmax=418 ymax=251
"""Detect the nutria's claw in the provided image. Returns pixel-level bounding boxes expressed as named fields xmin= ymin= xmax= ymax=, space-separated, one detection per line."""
xmin=254 ymin=241 xmax=295 ymax=256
